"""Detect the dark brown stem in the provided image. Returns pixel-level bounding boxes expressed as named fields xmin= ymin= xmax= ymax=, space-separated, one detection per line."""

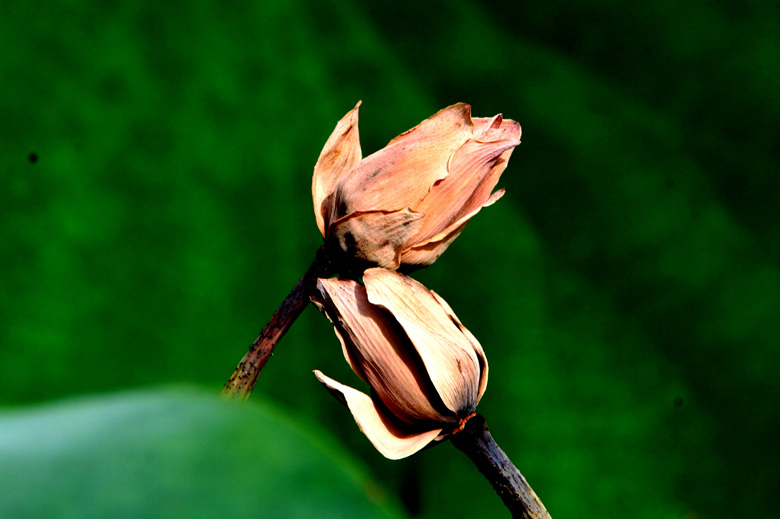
xmin=450 ymin=414 xmax=552 ymax=519
xmin=221 ymin=247 xmax=334 ymax=400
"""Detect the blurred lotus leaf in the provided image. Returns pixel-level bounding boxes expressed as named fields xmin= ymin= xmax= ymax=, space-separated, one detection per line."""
xmin=0 ymin=389 xmax=407 ymax=519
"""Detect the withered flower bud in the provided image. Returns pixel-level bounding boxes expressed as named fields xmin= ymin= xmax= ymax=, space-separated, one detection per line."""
xmin=312 ymin=102 xmax=521 ymax=269
xmin=312 ymin=268 xmax=488 ymax=459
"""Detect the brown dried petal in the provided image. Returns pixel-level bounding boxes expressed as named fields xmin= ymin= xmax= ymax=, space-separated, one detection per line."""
xmin=449 ymin=140 xmax=517 ymax=224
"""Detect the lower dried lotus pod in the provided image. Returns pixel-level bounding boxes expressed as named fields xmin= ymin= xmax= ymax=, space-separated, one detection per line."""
xmin=312 ymin=267 xmax=488 ymax=459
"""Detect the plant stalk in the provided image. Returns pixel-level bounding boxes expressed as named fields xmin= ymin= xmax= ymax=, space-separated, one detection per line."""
xmin=221 ymin=247 xmax=333 ymax=400
xmin=450 ymin=414 xmax=552 ymax=519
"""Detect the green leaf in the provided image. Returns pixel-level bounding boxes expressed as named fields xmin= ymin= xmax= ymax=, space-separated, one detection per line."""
xmin=0 ymin=389 xmax=407 ymax=519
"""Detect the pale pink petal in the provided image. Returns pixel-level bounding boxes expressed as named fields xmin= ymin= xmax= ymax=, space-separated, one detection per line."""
xmin=430 ymin=290 xmax=488 ymax=403
xmin=472 ymin=116 xmax=521 ymax=142
xmin=399 ymin=220 xmax=468 ymax=267
xmin=312 ymin=102 xmax=363 ymax=236
xmin=316 ymin=278 xmax=448 ymax=423
xmin=331 ymin=104 xmax=474 ymax=217
xmin=482 ymin=187 xmax=506 ymax=207
xmin=385 ymin=103 xmax=472 ymax=147
xmin=448 ymin=140 xmax=516 ymax=224
xmin=312 ymin=298 xmax=369 ymax=383
xmin=399 ymin=189 xmax=506 ymax=266
xmin=363 ymin=269 xmax=482 ymax=415
xmin=409 ymin=139 xmax=519 ymax=244
xmin=409 ymin=187 xmax=505 ymax=251
xmin=472 ymin=114 xmax=503 ymax=140
xmin=329 ymin=209 xmax=424 ymax=269
xmin=314 ymin=370 xmax=443 ymax=460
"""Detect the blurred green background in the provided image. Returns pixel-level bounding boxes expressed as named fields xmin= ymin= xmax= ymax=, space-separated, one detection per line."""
xmin=1 ymin=0 xmax=778 ymax=517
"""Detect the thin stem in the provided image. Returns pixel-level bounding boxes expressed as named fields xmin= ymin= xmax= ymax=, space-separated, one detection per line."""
xmin=221 ymin=247 xmax=333 ymax=400
xmin=450 ymin=414 xmax=552 ymax=519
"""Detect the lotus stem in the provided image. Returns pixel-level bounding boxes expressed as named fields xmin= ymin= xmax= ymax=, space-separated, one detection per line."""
xmin=221 ymin=247 xmax=333 ymax=399
xmin=450 ymin=414 xmax=552 ymax=519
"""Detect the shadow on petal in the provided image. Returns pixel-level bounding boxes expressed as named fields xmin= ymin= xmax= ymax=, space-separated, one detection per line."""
xmin=316 ymin=278 xmax=452 ymax=424
xmin=329 ymin=209 xmax=424 ymax=268
xmin=363 ymin=269 xmax=482 ymax=416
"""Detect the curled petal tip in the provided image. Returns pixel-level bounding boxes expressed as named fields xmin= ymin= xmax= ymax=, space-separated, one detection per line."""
xmin=314 ymin=370 xmax=442 ymax=459
xmin=483 ymin=188 xmax=505 ymax=207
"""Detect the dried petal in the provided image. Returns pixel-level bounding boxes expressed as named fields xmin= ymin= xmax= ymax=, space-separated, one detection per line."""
xmin=423 ymin=189 xmax=506 ymax=251
xmin=430 ymin=290 xmax=488 ymax=402
xmin=312 ymin=102 xmax=363 ymax=236
xmin=314 ymin=370 xmax=443 ymax=460
xmin=472 ymin=114 xmax=503 ymax=139
xmin=472 ymin=116 xmax=521 ymax=142
xmin=332 ymin=104 xmax=474 ymax=217
xmin=410 ymin=138 xmax=519 ymax=244
xmin=316 ymin=277 xmax=446 ymax=423
xmin=312 ymin=102 xmax=520 ymax=269
xmin=328 ymin=209 xmax=424 ymax=269
xmin=398 ymin=220 xmax=468 ymax=266
xmin=363 ymin=268 xmax=482 ymax=415
xmin=311 ymin=298 xmax=368 ymax=383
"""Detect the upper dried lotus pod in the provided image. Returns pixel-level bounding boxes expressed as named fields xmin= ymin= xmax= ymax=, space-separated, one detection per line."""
xmin=312 ymin=267 xmax=488 ymax=459
xmin=312 ymin=102 xmax=521 ymax=270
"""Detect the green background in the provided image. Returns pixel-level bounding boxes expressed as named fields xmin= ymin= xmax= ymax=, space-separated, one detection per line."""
xmin=1 ymin=0 xmax=778 ymax=517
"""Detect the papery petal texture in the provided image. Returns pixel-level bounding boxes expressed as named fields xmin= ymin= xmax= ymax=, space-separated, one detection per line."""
xmin=407 ymin=138 xmax=519 ymax=246
xmin=313 ymin=269 xmax=490 ymax=459
xmin=430 ymin=290 xmax=489 ymax=402
xmin=473 ymin=115 xmax=522 ymax=142
xmin=312 ymin=101 xmax=362 ymax=236
xmin=332 ymin=104 xmax=475 ymax=219
xmin=316 ymin=277 xmax=447 ymax=424
xmin=328 ymin=209 xmax=424 ymax=269
xmin=312 ymin=102 xmax=521 ymax=269
xmin=314 ymin=370 xmax=443 ymax=460
xmin=363 ymin=268 xmax=482 ymax=416
xmin=398 ymin=220 xmax=469 ymax=266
